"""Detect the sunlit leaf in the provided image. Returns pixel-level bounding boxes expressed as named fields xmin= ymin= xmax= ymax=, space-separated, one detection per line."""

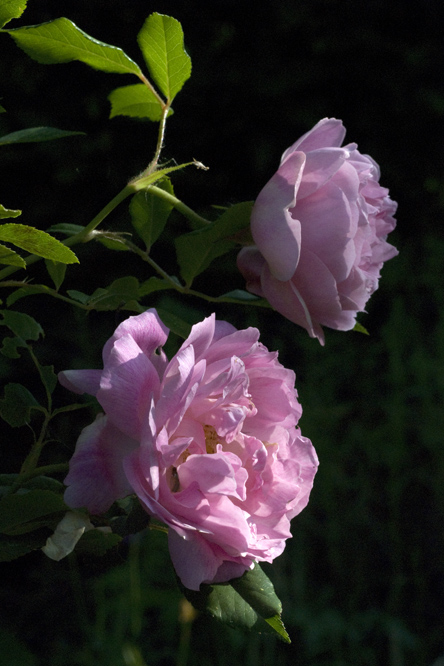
xmin=0 ymin=224 xmax=79 ymax=264
xmin=137 ymin=13 xmax=191 ymax=101
xmin=7 ymin=17 xmax=143 ymax=76
xmin=130 ymin=178 xmax=174 ymax=250
xmin=0 ymin=126 xmax=85 ymax=146
xmin=0 ymin=0 xmax=28 ymax=29
xmin=0 ymin=242 xmax=26 ymax=268
xmin=108 ymin=83 xmax=168 ymax=121
xmin=0 ymin=204 xmax=21 ymax=219
xmin=182 ymin=563 xmax=290 ymax=641
xmin=353 ymin=321 xmax=369 ymax=335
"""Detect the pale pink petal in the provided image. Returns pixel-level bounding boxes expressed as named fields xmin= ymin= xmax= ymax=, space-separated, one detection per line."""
xmin=251 ymin=151 xmax=305 ymax=281
xmin=296 ymin=147 xmax=348 ymax=200
xmin=97 ymin=335 xmax=161 ymax=440
xmin=64 ymin=414 xmax=137 ymax=514
xmin=58 ymin=369 xmax=102 ymax=396
xmin=282 ymin=117 xmax=346 ymax=158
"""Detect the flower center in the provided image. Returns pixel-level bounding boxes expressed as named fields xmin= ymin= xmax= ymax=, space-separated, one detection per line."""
xmin=203 ymin=424 xmax=219 ymax=454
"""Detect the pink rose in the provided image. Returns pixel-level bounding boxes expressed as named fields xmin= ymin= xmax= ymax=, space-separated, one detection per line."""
xmin=59 ymin=310 xmax=318 ymax=590
xmin=237 ymin=118 xmax=398 ymax=344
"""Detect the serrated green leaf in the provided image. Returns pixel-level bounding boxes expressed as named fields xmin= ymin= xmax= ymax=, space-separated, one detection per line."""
xmin=0 ymin=204 xmax=21 ymax=219
xmin=230 ymin=562 xmax=282 ymax=618
xmin=0 ymin=308 xmax=43 ymax=340
xmin=0 ymin=242 xmax=26 ymax=267
xmin=182 ymin=563 xmax=290 ymax=642
xmin=0 ymin=224 xmax=79 ymax=264
xmin=0 ymin=126 xmax=86 ymax=146
xmin=0 ymin=489 xmax=67 ymax=534
xmin=74 ymin=529 xmax=122 ymax=556
xmin=108 ymin=83 xmax=168 ymax=121
xmin=175 ymin=201 xmax=253 ymax=284
xmin=0 ymin=0 xmax=28 ymax=29
xmin=0 ymin=104 xmax=6 ymax=113
xmin=45 ymin=259 xmax=67 ymax=290
xmin=137 ymin=13 xmax=191 ymax=102
xmin=0 ymin=383 xmax=39 ymax=426
xmin=130 ymin=178 xmax=174 ymax=250
xmin=7 ymin=17 xmax=143 ymax=75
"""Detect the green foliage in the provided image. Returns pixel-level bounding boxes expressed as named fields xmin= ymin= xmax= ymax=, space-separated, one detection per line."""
xmin=0 ymin=0 xmax=28 ymax=29
xmin=0 ymin=126 xmax=85 ymax=145
xmin=137 ymin=13 xmax=192 ymax=102
xmin=0 ymin=382 xmax=39 ymax=426
xmin=183 ymin=563 xmax=289 ymax=642
xmin=7 ymin=17 xmax=143 ymax=75
xmin=0 ymin=224 xmax=79 ymax=264
xmin=130 ymin=178 xmax=174 ymax=250
xmin=45 ymin=259 xmax=67 ymax=290
xmin=74 ymin=529 xmax=122 ymax=557
xmin=108 ymin=83 xmax=168 ymax=121
xmin=0 ymin=243 xmax=25 ymax=268
xmin=175 ymin=201 xmax=253 ymax=285
xmin=0 ymin=309 xmax=43 ymax=342
xmin=0 ymin=489 xmax=66 ymax=535
xmin=0 ymin=205 xmax=21 ymax=219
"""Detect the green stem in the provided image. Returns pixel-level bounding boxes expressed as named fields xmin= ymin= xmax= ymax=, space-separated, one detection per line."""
xmin=8 ymin=463 xmax=69 ymax=494
xmin=147 ymin=184 xmax=211 ymax=229
xmin=0 ymin=185 xmax=135 ymax=281
xmin=20 ymin=410 xmax=52 ymax=476
xmin=124 ymin=239 xmax=270 ymax=308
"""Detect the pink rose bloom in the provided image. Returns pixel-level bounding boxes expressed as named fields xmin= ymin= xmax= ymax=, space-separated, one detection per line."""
xmin=59 ymin=310 xmax=318 ymax=590
xmin=237 ymin=118 xmax=398 ymax=344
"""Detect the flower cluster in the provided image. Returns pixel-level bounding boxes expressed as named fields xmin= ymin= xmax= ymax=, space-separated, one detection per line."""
xmin=59 ymin=310 xmax=318 ymax=590
xmin=237 ymin=118 xmax=398 ymax=343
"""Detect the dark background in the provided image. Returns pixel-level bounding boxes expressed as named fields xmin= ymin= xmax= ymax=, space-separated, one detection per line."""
xmin=1 ymin=1 xmax=443 ymax=664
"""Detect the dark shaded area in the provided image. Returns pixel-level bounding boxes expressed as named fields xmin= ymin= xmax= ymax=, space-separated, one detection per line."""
xmin=1 ymin=1 xmax=443 ymax=664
